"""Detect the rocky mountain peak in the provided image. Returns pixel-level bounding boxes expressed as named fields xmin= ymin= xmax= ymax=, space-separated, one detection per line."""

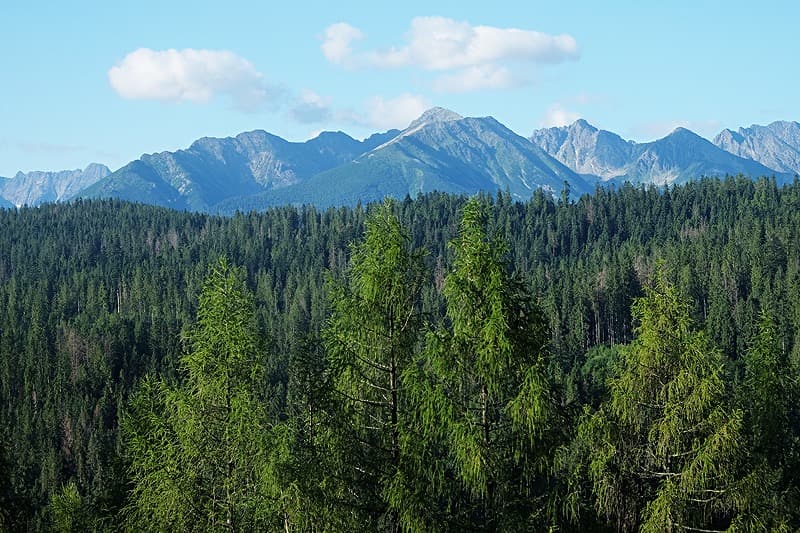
xmin=408 ymin=107 xmax=463 ymax=129
xmin=712 ymin=120 xmax=800 ymax=175
xmin=0 ymin=164 xmax=111 ymax=207
xmin=571 ymin=118 xmax=596 ymax=131
xmin=83 ymin=163 xmax=113 ymax=179
xmin=664 ymin=127 xmax=706 ymax=144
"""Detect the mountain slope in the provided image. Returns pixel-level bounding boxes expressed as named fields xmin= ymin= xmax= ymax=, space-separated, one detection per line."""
xmin=13 ymin=111 xmax=799 ymax=213
xmin=714 ymin=121 xmax=800 ymax=175
xmin=82 ymin=129 xmax=400 ymax=211
xmin=619 ymin=128 xmax=784 ymax=185
xmin=82 ymin=160 xmax=189 ymax=209
xmin=532 ymin=121 xmax=786 ymax=185
xmin=0 ymin=163 xmax=110 ymax=207
xmin=530 ymin=119 xmax=635 ymax=180
xmin=218 ymin=108 xmax=590 ymax=211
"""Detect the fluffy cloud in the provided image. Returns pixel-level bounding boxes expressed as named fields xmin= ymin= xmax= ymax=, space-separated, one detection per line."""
xmin=540 ymin=103 xmax=581 ymax=127
xmin=321 ymin=17 xmax=579 ymax=92
xmin=108 ymin=48 xmax=273 ymax=111
xmin=363 ymin=94 xmax=431 ymax=130
xmin=290 ymin=90 xmax=333 ymax=123
xmin=321 ymin=23 xmax=364 ymax=66
xmin=368 ymin=17 xmax=579 ymax=70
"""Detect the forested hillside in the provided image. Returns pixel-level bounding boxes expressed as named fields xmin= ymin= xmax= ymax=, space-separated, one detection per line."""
xmin=1 ymin=176 xmax=799 ymax=530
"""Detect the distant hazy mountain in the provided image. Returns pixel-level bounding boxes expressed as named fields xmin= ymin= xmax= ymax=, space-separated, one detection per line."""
xmin=532 ymin=121 xmax=786 ymax=186
xmin=0 ymin=163 xmax=110 ymax=207
xmin=8 ymin=110 xmax=798 ymax=213
xmin=530 ymin=119 xmax=635 ymax=181
xmin=82 ymin=129 xmax=400 ymax=211
xmin=713 ymin=121 xmax=800 ymax=175
xmin=619 ymin=128 xmax=784 ymax=185
xmin=215 ymin=108 xmax=590 ymax=212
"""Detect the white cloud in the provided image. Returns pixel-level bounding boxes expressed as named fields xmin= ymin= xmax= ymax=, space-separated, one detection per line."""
xmin=108 ymin=48 xmax=273 ymax=111
xmin=321 ymin=22 xmax=364 ymax=66
xmin=540 ymin=103 xmax=581 ymax=127
xmin=290 ymin=89 xmax=333 ymax=123
xmin=370 ymin=17 xmax=579 ymax=70
xmin=285 ymin=89 xmax=428 ymax=131
xmin=362 ymin=94 xmax=431 ymax=130
xmin=432 ymin=64 xmax=516 ymax=92
xmin=321 ymin=17 xmax=579 ymax=93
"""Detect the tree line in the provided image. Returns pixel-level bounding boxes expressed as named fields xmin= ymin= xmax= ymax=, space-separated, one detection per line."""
xmin=1 ymin=176 xmax=799 ymax=530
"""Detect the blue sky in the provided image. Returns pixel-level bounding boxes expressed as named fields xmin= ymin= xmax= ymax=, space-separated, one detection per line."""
xmin=1 ymin=1 xmax=797 ymax=176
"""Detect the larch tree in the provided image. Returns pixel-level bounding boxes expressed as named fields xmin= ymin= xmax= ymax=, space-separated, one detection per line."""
xmin=413 ymin=197 xmax=554 ymax=531
xmin=581 ymin=267 xmax=747 ymax=532
xmin=123 ymin=259 xmax=281 ymax=532
xmin=733 ymin=311 xmax=800 ymax=529
xmin=323 ymin=199 xmax=426 ymax=532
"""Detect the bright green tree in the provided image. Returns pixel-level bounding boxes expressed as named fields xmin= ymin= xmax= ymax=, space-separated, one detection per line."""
xmin=124 ymin=259 xmax=281 ymax=531
xmin=733 ymin=311 xmax=799 ymax=529
xmin=582 ymin=267 xmax=747 ymax=532
xmin=324 ymin=199 xmax=426 ymax=531
xmin=414 ymin=197 xmax=553 ymax=530
xmin=50 ymin=480 xmax=90 ymax=533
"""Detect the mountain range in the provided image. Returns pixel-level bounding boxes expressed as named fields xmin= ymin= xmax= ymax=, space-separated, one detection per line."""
xmin=713 ymin=121 xmax=800 ymax=175
xmin=529 ymin=119 xmax=790 ymax=186
xmin=214 ymin=108 xmax=593 ymax=212
xmin=0 ymin=163 xmax=110 ymax=208
xmin=2 ymin=109 xmax=797 ymax=212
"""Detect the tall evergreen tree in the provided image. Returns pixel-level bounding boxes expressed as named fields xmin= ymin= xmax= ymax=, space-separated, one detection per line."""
xmin=734 ymin=311 xmax=800 ymax=528
xmin=323 ymin=200 xmax=426 ymax=531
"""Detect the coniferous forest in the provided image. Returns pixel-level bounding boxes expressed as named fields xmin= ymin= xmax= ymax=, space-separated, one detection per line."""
xmin=1 ymin=176 xmax=800 ymax=531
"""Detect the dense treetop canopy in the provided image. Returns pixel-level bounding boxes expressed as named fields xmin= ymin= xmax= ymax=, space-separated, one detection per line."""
xmin=1 ymin=176 xmax=799 ymax=530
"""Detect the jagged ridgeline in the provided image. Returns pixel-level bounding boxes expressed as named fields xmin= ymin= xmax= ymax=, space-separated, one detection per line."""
xmin=1 ymin=178 xmax=800 ymax=530
xmin=3 ymin=109 xmax=798 ymax=212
